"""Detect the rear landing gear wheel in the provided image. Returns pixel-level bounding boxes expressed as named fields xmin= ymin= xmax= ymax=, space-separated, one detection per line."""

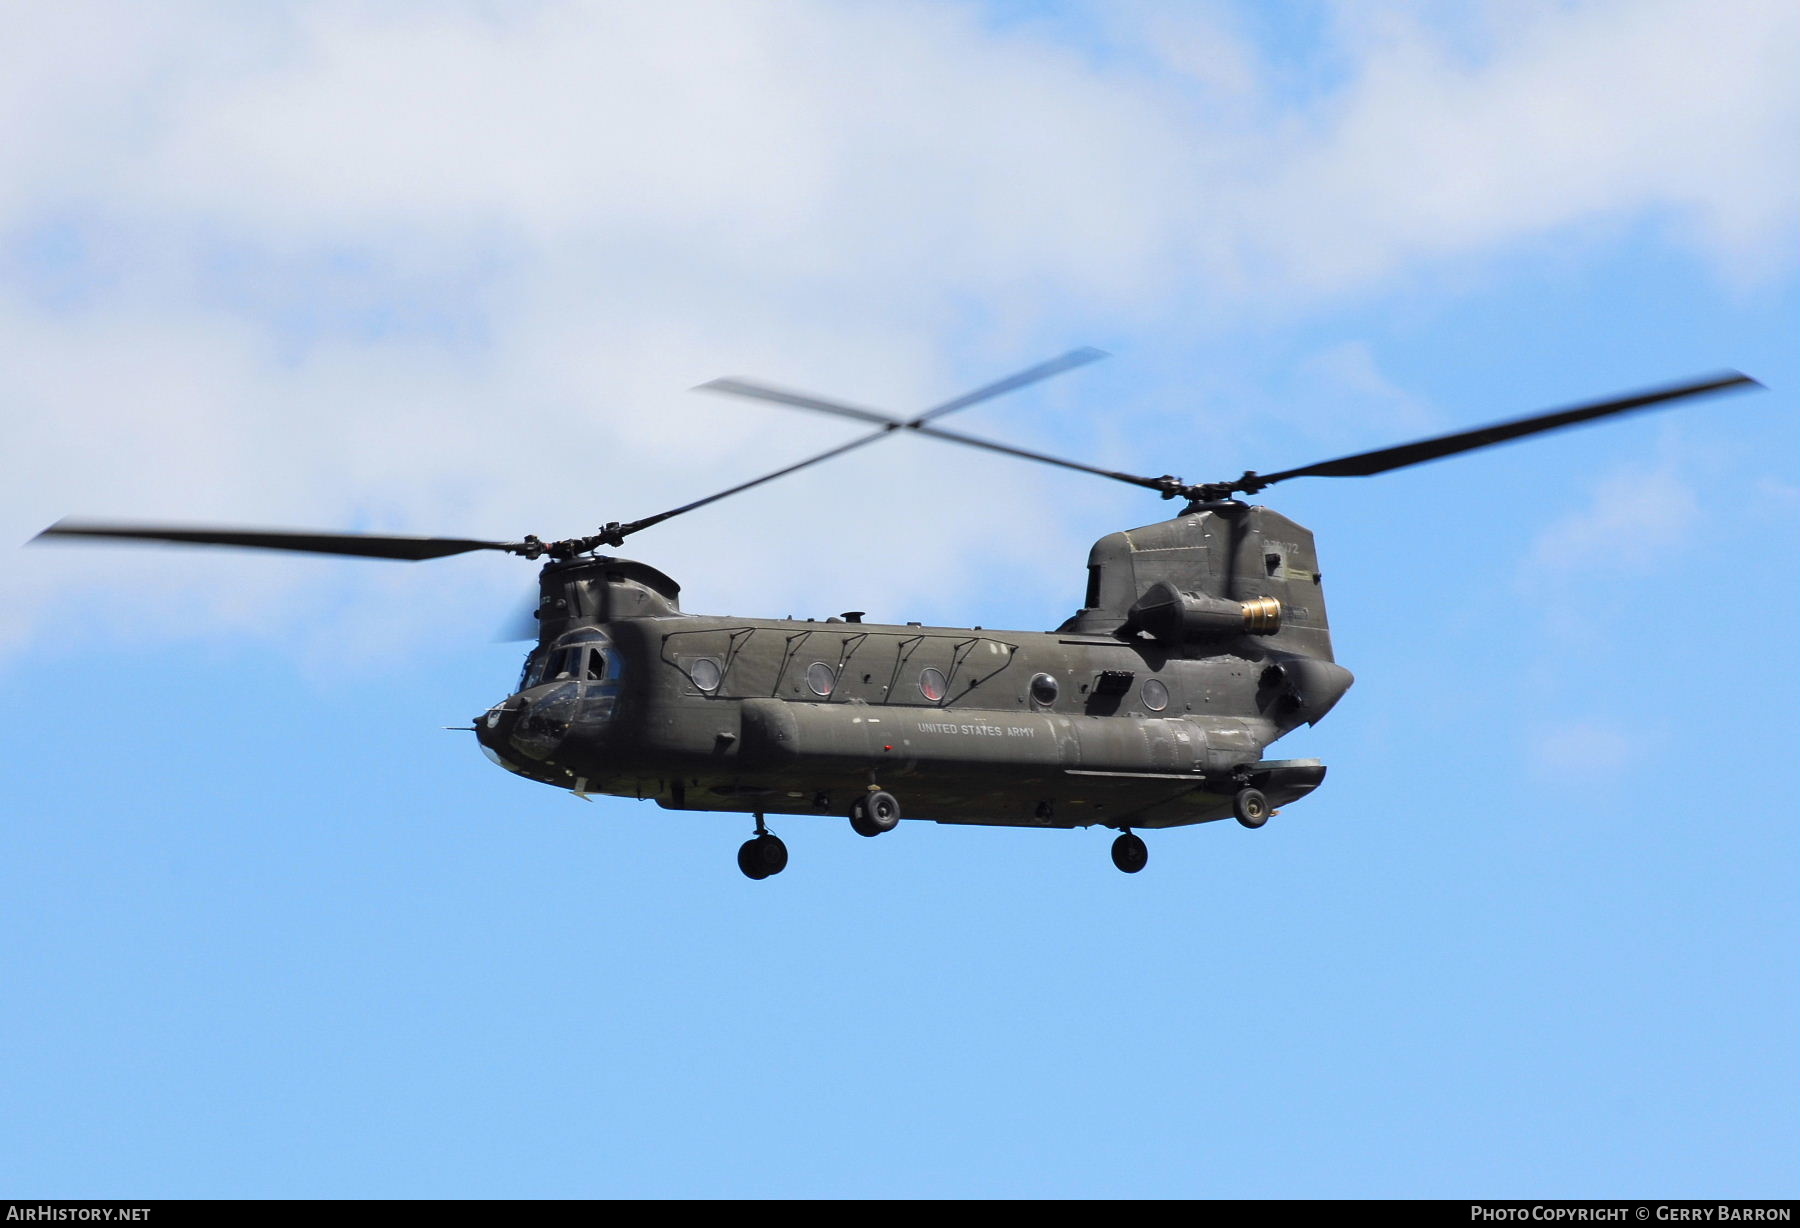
xmin=737 ymin=833 xmax=788 ymax=880
xmin=1233 ymin=787 xmax=1269 ymax=829
xmin=849 ymin=790 xmax=901 ymax=837
xmin=1111 ymin=831 xmax=1148 ymax=874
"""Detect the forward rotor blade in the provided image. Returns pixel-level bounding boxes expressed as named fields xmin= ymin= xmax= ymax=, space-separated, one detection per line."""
xmin=913 ymin=347 xmax=1108 ymax=424
xmin=698 ymin=376 xmax=1172 ymax=498
xmin=687 ymin=350 xmax=1140 ymax=500
xmin=696 ymin=347 xmax=1108 ymax=431
xmin=34 ymin=520 xmax=519 ymax=561
xmin=616 ymin=427 xmax=897 ymax=538
xmin=496 ymin=591 xmax=542 ymax=641
xmin=1254 ymin=372 xmax=1763 ymax=487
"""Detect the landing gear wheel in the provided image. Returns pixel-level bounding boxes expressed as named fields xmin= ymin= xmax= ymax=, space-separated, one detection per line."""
xmin=1111 ymin=831 xmax=1148 ymax=874
xmin=1233 ymin=787 xmax=1269 ymax=829
xmin=737 ymin=833 xmax=788 ymax=879
xmin=849 ymin=790 xmax=901 ymax=837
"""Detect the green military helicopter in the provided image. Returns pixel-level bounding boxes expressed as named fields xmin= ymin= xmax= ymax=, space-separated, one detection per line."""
xmin=37 ymin=353 xmax=1758 ymax=878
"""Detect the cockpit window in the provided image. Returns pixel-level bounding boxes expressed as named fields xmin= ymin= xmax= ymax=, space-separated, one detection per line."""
xmin=546 ymin=647 xmax=579 ymax=682
xmin=542 ymin=646 xmax=605 ymax=683
xmin=521 ymin=636 xmax=615 ymax=692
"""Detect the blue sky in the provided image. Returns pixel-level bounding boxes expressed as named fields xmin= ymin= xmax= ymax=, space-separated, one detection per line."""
xmin=3 ymin=0 xmax=1796 ymax=1198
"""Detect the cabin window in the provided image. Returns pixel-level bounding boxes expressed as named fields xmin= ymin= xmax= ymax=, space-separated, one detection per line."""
xmin=806 ymin=662 xmax=836 ymax=697
xmin=1142 ymin=678 xmax=1169 ymax=711
xmin=1030 ymin=673 xmax=1059 ymax=706
xmin=691 ymin=658 xmax=722 ymax=693
xmin=919 ymin=667 xmax=946 ymax=703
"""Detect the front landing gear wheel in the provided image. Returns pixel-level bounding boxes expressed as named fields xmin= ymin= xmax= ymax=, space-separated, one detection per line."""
xmin=737 ymin=834 xmax=788 ymax=880
xmin=1233 ymin=787 xmax=1269 ymax=829
xmin=1111 ymin=831 xmax=1148 ymax=874
xmin=849 ymin=790 xmax=901 ymax=837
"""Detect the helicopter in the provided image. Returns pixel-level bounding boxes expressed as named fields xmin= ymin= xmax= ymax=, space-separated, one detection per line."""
xmin=35 ymin=352 xmax=1761 ymax=879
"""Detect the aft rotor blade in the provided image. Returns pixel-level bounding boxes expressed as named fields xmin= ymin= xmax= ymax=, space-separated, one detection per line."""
xmin=690 ymin=350 xmax=1156 ymax=495
xmin=914 ymin=423 xmax=1179 ymax=494
xmin=696 ymin=347 xmax=1108 ymax=431
xmin=694 ymin=378 xmax=897 ymax=426
xmin=34 ymin=520 xmax=520 ymax=561
xmin=1254 ymin=372 xmax=1763 ymax=487
xmin=697 ymin=381 xmax=1176 ymax=497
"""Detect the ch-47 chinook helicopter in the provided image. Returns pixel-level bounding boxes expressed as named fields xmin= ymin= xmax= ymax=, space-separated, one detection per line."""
xmin=37 ymin=352 xmax=1761 ymax=879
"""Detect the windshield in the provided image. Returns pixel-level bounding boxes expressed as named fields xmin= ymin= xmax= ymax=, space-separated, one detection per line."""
xmin=519 ymin=637 xmax=615 ymax=692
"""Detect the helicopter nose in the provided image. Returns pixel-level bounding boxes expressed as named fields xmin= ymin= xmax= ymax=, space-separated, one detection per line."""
xmin=498 ymin=682 xmax=581 ymax=762
xmin=476 ymin=694 xmax=521 ymax=742
xmin=474 ymin=695 xmax=532 ymax=773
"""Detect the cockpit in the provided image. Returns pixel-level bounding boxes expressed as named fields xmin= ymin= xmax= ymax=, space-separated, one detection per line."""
xmin=488 ymin=629 xmax=625 ymax=766
xmin=520 ymin=635 xmax=613 ymax=691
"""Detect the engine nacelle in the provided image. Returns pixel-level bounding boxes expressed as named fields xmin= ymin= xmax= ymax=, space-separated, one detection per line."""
xmin=1126 ymin=580 xmax=1282 ymax=644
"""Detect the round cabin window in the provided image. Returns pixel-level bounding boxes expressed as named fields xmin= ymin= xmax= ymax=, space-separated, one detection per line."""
xmin=1142 ymin=678 xmax=1169 ymax=711
xmin=919 ymin=667 xmax=946 ymax=702
xmin=806 ymin=662 xmax=836 ymax=697
xmin=691 ymin=658 xmax=721 ymax=692
xmin=1030 ymin=673 xmax=1059 ymax=706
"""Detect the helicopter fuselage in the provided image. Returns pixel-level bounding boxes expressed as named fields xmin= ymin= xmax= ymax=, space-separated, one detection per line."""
xmin=474 ymin=505 xmax=1354 ymax=832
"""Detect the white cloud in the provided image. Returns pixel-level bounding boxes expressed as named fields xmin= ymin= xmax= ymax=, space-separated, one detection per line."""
xmin=1296 ymin=340 xmax=1440 ymax=438
xmin=2 ymin=0 xmax=1795 ymax=660
xmin=1522 ymin=462 xmax=1702 ymax=579
xmin=1250 ymin=0 xmax=1800 ymax=290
